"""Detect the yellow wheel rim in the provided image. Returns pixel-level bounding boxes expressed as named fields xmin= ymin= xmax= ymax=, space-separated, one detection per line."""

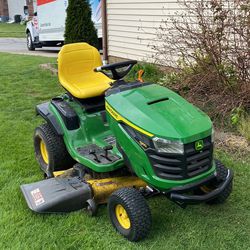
xmin=115 ymin=204 xmax=131 ymax=230
xmin=40 ymin=139 xmax=49 ymax=164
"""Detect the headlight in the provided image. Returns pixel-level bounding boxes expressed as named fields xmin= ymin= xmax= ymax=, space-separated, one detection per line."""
xmin=153 ymin=137 xmax=184 ymax=154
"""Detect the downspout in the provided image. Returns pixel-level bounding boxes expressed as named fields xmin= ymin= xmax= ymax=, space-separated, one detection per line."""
xmin=102 ymin=0 xmax=108 ymax=65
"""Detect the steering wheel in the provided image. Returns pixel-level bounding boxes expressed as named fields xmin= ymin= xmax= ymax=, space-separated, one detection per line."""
xmin=94 ymin=60 xmax=137 ymax=80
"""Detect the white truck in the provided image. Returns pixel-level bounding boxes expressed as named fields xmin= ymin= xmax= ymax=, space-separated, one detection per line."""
xmin=26 ymin=0 xmax=102 ymax=51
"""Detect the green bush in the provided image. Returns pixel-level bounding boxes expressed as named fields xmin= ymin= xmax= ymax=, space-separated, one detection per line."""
xmin=238 ymin=116 xmax=250 ymax=142
xmin=153 ymin=0 xmax=250 ymax=125
xmin=64 ymin=0 xmax=98 ymax=48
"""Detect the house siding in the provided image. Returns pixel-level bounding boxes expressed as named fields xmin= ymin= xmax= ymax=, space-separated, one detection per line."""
xmin=106 ymin=0 xmax=181 ymax=62
xmin=7 ymin=0 xmax=26 ymax=20
xmin=1 ymin=0 xmax=34 ymax=21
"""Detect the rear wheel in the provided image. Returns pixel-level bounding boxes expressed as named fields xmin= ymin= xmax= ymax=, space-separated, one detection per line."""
xmin=27 ymin=32 xmax=35 ymax=51
xmin=199 ymin=160 xmax=233 ymax=204
xmin=34 ymin=123 xmax=74 ymax=178
xmin=108 ymin=188 xmax=151 ymax=242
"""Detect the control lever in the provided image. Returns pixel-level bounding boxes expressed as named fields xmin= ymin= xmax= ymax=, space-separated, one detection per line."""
xmin=103 ymin=145 xmax=113 ymax=161
xmin=137 ymin=69 xmax=145 ymax=83
xmin=89 ymin=149 xmax=100 ymax=163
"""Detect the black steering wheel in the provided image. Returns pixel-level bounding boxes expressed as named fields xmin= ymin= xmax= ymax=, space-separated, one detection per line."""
xmin=94 ymin=60 xmax=137 ymax=80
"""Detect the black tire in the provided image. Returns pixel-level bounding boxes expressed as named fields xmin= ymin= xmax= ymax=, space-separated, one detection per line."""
xmin=201 ymin=160 xmax=233 ymax=204
xmin=34 ymin=123 xmax=74 ymax=178
xmin=108 ymin=188 xmax=151 ymax=242
xmin=27 ymin=32 xmax=35 ymax=51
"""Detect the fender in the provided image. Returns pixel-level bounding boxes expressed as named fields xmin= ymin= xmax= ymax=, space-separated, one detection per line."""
xmin=26 ymin=21 xmax=35 ymax=41
xmin=36 ymin=102 xmax=64 ymax=136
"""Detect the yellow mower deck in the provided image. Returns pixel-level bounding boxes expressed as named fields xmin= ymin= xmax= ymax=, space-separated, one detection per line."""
xmin=20 ymin=169 xmax=147 ymax=214
xmin=54 ymin=170 xmax=147 ymax=204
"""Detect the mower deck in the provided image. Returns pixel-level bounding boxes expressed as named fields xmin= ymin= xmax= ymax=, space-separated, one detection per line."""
xmin=21 ymin=172 xmax=147 ymax=214
xmin=21 ymin=165 xmax=233 ymax=213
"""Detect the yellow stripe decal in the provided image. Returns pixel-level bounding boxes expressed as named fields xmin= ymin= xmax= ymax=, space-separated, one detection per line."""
xmin=105 ymin=102 xmax=154 ymax=137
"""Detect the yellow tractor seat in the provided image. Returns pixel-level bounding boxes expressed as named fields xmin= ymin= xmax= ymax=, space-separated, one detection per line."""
xmin=58 ymin=43 xmax=113 ymax=99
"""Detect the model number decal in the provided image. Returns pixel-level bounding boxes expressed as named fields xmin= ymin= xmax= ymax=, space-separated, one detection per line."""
xmin=31 ymin=188 xmax=45 ymax=206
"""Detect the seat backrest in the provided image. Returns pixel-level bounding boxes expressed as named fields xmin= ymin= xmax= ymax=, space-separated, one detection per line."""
xmin=58 ymin=43 xmax=102 ymax=83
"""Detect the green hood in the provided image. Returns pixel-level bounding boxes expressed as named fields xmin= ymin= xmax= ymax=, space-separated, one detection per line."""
xmin=106 ymin=84 xmax=212 ymax=143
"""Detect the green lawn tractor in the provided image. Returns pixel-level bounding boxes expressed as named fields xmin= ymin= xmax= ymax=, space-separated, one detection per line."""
xmin=21 ymin=43 xmax=233 ymax=242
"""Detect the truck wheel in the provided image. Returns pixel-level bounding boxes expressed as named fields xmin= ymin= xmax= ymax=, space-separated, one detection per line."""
xmin=34 ymin=123 xmax=74 ymax=178
xmin=108 ymin=188 xmax=151 ymax=242
xmin=200 ymin=160 xmax=233 ymax=204
xmin=27 ymin=32 xmax=35 ymax=51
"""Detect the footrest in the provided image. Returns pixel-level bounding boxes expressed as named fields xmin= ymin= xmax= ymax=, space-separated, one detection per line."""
xmin=77 ymin=144 xmax=121 ymax=165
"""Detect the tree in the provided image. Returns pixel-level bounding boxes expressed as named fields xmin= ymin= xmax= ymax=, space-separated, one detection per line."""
xmin=64 ymin=0 xmax=99 ymax=48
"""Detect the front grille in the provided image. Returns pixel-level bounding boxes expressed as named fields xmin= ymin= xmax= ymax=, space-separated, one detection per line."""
xmin=147 ymin=136 xmax=213 ymax=180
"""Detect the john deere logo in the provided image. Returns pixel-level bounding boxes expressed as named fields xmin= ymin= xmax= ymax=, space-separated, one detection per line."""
xmin=195 ymin=140 xmax=204 ymax=151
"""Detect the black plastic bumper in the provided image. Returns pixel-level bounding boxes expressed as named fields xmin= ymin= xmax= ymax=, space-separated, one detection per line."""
xmin=166 ymin=169 xmax=233 ymax=206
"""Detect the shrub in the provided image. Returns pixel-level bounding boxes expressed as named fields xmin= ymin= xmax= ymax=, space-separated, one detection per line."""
xmin=65 ymin=0 xmax=98 ymax=48
xmin=153 ymin=0 xmax=250 ymax=122
xmin=238 ymin=116 xmax=250 ymax=142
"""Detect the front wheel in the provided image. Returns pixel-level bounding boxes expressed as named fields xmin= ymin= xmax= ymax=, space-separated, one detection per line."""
xmin=108 ymin=188 xmax=151 ymax=242
xmin=27 ymin=32 xmax=35 ymax=51
xmin=200 ymin=160 xmax=233 ymax=204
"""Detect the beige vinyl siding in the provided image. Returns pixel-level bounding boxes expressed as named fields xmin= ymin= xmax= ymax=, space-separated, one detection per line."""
xmin=7 ymin=0 xmax=26 ymax=20
xmin=107 ymin=0 xmax=183 ymax=62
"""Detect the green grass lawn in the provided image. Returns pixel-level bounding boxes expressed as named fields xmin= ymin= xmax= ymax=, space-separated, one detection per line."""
xmin=0 ymin=53 xmax=249 ymax=250
xmin=0 ymin=23 xmax=25 ymax=38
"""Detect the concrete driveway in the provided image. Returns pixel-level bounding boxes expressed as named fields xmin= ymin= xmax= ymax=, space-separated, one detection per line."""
xmin=0 ymin=38 xmax=60 ymax=57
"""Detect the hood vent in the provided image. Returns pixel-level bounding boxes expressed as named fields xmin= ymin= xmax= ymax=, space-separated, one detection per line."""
xmin=147 ymin=97 xmax=169 ymax=105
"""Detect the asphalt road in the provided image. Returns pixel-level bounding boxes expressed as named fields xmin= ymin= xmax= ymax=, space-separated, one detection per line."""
xmin=0 ymin=38 xmax=60 ymax=57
